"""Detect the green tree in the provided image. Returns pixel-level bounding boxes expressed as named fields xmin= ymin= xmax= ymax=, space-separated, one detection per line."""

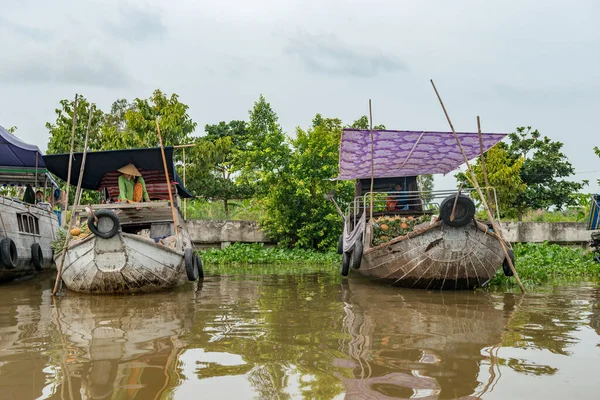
xmin=187 ymin=121 xmax=254 ymax=218
xmin=456 ymin=145 xmax=526 ymax=218
xmin=260 ymin=115 xmax=353 ymax=249
xmin=122 ymin=89 xmax=197 ymax=152
xmin=348 ymin=115 xmax=386 ymax=130
xmin=418 ymin=174 xmax=435 ymax=203
xmin=46 ymin=95 xmax=104 ymax=154
xmin=240 ymin=95 xmax=291 ymax=193
xmin=507 ymin=127 xmax=586 ymax=220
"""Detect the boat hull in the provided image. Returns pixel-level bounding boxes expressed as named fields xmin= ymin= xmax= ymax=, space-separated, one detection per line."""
xmin=0 ymin=198 xmax=58 ymax=282
xmin=359 ymin=222 xmax=505 ymax=290
xmin=59 ymin=233 xmax=189 ymax=294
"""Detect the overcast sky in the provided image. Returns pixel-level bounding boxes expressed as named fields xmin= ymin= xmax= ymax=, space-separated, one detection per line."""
xmin=1 ymin=0 xmax=599 ymax=192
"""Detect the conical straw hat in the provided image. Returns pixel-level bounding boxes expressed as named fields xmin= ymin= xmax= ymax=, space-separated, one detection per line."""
xmin=117 ymin=163 xmax=141 ymax=177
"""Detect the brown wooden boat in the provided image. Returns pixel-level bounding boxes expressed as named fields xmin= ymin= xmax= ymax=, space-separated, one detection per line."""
xmin=332 ymin=129 xmax=513 ymax=290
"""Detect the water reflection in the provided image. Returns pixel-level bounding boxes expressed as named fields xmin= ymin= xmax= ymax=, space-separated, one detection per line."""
xmin=0 ymin=275 xmax=599 ymax=399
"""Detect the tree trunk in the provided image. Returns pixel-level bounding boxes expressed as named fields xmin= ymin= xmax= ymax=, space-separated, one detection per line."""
xmin=517 ymin=208 xmax=523 ymax=222
xmin=224 ymin=198 xmax=229 ymax=219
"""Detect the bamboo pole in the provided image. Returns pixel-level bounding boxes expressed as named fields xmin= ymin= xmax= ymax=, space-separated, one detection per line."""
xmin=52 ymin=103 xmax=93 ymax=296
xmin=155 ymin=117 xmax=179 ymax=236
xmin=368 ymin=99 xmax=375 ymax=245
xmin=183 ymin=147 xmax=187 ymax=220
xmin=63 ymin=94 xmax=78 ymax=226
xmin=477 ymin=116 xmax=495 ymax=216
xmin=430 ymin=79 xmax=525 ymax=293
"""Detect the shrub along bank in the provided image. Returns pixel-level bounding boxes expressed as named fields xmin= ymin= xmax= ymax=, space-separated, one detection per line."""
xmin=486 ymin=242 xmax=600 ymax=290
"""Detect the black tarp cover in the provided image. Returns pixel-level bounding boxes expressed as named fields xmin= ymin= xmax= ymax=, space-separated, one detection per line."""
xmin=43 ymin=147 xmax=194 ymax=198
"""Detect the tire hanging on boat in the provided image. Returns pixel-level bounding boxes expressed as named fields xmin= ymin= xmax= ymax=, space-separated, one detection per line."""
xmin=31 ymin=243 xmax=44 ymax=271
xmin=350 ymin=236 xmax=363 ymax=269
xmin=87 ymin=210 xmax=120 ymax=239
xmin=502 ymin=249 xmax=515 ymax=277
xmin=439 ymin=194 xmax=476 ymax=227
xmin=184 ymin=248 xmax=199 ymax=281
xmin=194 ymin=253 xmax=204 ymax=279
xmin=337 ymin=234 xmax=344 ymax=255
xmin=341 ymin=252 xmax=350 ymax=276
xmin=0 ymin=238 xmax=18 ymax=269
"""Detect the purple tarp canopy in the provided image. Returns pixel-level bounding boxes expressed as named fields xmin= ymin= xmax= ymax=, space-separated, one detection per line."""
xmin=337 ymin=129 xmax=507 ymax=180
xmin=0 ymin=125 xmax=46 ymax=168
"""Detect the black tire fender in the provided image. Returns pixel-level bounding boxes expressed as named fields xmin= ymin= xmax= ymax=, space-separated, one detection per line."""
xmin=88 ymin=210 xmax=120 ymax=239
xmin=350 ymin=238 xmax=363 ymax=269
xmin=337 ymin=234 xmax=344 ymax=255
xmin=341 ymin=252 xmax=350 ymax=276
xmin=439 ymin=194 xmax=476 ymax=227
xmin=502 ymin=249 xmax=515 ymax=277
xmin=0 ymin=238 xmax=18 ymax=269
xmin=185 ymin=248 xmax=199 ymax=281
xmin=31 ymin=243 xmax=44 ymax=271
xmin=195 ymin=253 xmax=204 ymax=279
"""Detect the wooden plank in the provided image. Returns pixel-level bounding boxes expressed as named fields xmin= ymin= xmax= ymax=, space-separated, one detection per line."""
xmin=69 ymin=201 xmax=170 ymax=211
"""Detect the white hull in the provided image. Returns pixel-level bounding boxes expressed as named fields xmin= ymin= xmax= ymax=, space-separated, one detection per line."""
xmin=59 ymin=232 xmax=190 ymax=294
xmin=0 ymin=197 xmax=58 ymax=282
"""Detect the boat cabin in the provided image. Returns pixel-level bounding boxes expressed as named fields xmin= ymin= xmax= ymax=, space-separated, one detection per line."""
xmin=43 ymin=147 xmax=194 ymax=238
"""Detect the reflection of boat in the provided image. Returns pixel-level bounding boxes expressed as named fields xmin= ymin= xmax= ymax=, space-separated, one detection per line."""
xmin=44 ymin=147 xmax=201 ymax=293
xmin=332 ymin=129 xmax=511 ymax=289
xmin=0 ymin=126 xmax=59 ymax=281
xmin=49 ymin=289 xmax=196 ymax=399
xmin=339 ymin=279 xmax=509 ymax=399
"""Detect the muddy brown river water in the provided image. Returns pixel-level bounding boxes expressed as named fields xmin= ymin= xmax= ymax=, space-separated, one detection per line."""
xmin=1 ymin=272 xmax=599 ymax=399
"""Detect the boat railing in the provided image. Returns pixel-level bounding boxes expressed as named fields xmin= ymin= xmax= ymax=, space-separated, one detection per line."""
xmin=345 ymin=187 xmax=499 ymax=230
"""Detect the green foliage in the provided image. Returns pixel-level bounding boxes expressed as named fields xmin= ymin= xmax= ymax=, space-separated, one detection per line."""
xmin=456 ymin=144 xmax=526 ymax=218
xmin=259 ymin=115 xmax=354 ymax=249
xmin=240 ymin=95 xmax=291 ymax=193
xmin=199 ymin=243 xmax=340 ymax=267
xmin=123 ymin=89 xmax=197 ymax=151
xmin=486 ymin=243 xmax=600 ymax=290
xmin=185 ymin=198 xmax=265 ymax=220
xmin=507 ymin=127 xmax=587 ymax=219
xmin=348 ymin=115 xmax=386 ymax=130
xmin=46 ymin=95 xmax=105 ymax=154
xmin=418 ymin=174 xmax=435 ymax=203
xmin=459 ymin=127 xmax=586 ymax=221
xmin=186 ymin=121 xmax=254 ymax=217
xmin=46 ymin=90 xmax=197 ymax=155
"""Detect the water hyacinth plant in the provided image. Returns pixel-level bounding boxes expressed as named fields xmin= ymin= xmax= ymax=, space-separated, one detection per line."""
xmin=486 ymin=242 xmax=600 ymax=290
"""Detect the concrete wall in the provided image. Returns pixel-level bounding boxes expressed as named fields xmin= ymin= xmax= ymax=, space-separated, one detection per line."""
xmin=501 ymin=222 xmax=596 ymax=244
xmin=187 ymin=219 xmax=598 ymax=248
xmin=186 ymin=220 xmax=272 ymax=249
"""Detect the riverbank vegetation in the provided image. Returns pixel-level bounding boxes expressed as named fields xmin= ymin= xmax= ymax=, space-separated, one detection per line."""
xmin=486 ymin=242 xmax=600 ymax=290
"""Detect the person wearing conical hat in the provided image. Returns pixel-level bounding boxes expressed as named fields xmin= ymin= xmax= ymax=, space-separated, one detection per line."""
xmin=117 ymin=163 xmax=149 ymax=202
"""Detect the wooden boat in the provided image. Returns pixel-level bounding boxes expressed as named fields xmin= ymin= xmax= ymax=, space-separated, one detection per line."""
xmin=333 ymin=129 xmax=514 ymax=290
xmin=0 ymin=126 xmax=59 ymax=282
xmin=44 ymin=147 xmax=202 ymax=294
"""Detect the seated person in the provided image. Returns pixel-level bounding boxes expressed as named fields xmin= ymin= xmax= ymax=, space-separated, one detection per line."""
xmin=386 ymin=183 xmax=409 ymax=211
xmin=117 ymin=164 xmax=150 ymax=203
